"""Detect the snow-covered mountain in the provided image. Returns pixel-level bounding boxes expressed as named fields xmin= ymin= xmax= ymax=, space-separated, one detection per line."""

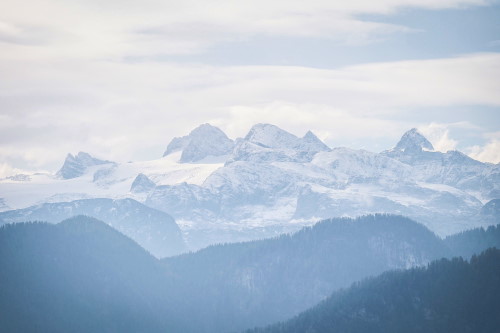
xmin=0 ymin=198 xmax=186 ymax=258
xmin=0 ymin=124 xmax=498 ymax=251
xmin=389 ymin=128 xmax=434 ymax=153
xmin=163 ymin=123 xmax=234 ymax=163
xmin=57 ymin=152 xmax=113 ymax=179
xmin=229 ymin=124 xmax=330 ymax=163
xmin=383 ymin=129 xmax=499 ymax=199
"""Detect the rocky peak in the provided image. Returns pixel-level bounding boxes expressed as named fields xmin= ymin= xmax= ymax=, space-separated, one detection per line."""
xmin=228 ymin=125 xmax=330 ymax=163
xmin=243 ymin=124 xmax=331 ymax=152
xmin=244 ymin=123 xmax=300 ymax=149
xmin=394 ymin=128 xmax=434 ymax=153
xmin=130 ymin=173 xmax=156 ymax=193
xmin=57 ymin=152 xmax=111 ymax=179
xmin=163 ymin=124 xmax=235 ymax=163
xmin=301 ymin=130 xmax=331 ymax=152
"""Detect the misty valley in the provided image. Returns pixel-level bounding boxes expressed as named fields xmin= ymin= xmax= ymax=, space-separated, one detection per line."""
xmin=1 ymin=124 xmax=499 ymax=332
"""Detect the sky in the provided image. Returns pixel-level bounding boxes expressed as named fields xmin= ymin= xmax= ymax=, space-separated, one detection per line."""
xmin=1 ymin=0 xmax=499 ymax=176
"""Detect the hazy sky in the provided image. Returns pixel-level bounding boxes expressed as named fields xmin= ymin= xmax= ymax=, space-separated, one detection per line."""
xmin=1 ymin=0 xmax=499 ymax=175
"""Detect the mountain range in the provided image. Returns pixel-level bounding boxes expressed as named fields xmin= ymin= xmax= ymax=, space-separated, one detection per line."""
xmin=1 ymin=214 xmax=499 ymax=333
xmin=0 ymin=123 xmax=498 ymax=251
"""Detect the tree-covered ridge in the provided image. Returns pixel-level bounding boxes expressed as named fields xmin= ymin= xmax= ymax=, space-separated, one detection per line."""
xmin=0 ymin=198 xmax=187 ymax=257
xmin=0 ymin=214 xmax=499 ymax=333
xmin=247 ymin=248 xmax=500 ymax=333
xmin=445 ymin=224 xmax=500 ymax=259
xmin=161 ymin=214 xmax=449 ymax=331
xmin=0 ymin=216 xmax=177 ymax=333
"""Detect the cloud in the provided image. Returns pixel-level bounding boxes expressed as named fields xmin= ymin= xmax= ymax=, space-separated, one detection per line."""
xmin=418 ymin=123 xmax=459 ymax=152
xmin=213 ymin=101 xmax=409 ymax=147
xmin=0 ymin=0 xmax=498 ymax=175
xmin=0 ymin=163 xmax=34 ymax=179
xmin=467 ymin=139 xmax=500 ymax=164
xmin=0 ymin=51 xmax=499 ymax=174
xmin=0 ymin=0 xmax=489 ymax=59
xmin=418 ymin=124 xmax=500 ymax=163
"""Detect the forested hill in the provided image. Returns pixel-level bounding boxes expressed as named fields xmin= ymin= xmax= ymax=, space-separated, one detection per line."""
xmin=445 ymin=224 xmax=500 ymax=259
xmin=247 ymin=248 xmax=500 ymax=333
xmin=1 ymin=214 xmax=499 ymax=333
xmin=0 ymin=216 xmax=179 ymax=332
xmin=161 ymin=214 xmax=449 ymax=331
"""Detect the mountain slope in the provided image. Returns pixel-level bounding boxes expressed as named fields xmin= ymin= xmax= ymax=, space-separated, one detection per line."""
xmin=161 ymin=215 xmax=450 ymax=332
xmin=0 ymin=216 xmax=180 ymax=333
xmin=247 ymin=248 xmax=500 ymax=333
xmin=444 ymin=224 xmax=500 ymax=259
xmin=0 ymin=198 xmax=186 ymax=257
xmin=481 ymin=199 xmax=500 ymax=221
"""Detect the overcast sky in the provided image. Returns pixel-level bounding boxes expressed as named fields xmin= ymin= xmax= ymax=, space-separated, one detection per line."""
xmin=1 ymin=0 xmax=499 ymax=176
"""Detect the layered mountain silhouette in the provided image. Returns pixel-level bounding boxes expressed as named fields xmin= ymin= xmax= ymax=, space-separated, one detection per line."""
xmin=248 ymin=248 xmax=500 ymax=333
xmin=1 ymin=214 xmax=499 ymax=333
xmin=0 ymin=198 xmax=186 ymax=257
xmin=0 ymin=216 xmax=176 ymax=332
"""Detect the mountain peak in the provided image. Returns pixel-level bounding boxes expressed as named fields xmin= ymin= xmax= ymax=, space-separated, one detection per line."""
xmin=244 ymin=123 xmax=301 ymax=149
xmin=130 ymin=173 xmax=156 ymax=193
xmin=394 ymin=128 xmax=434 ymax=153
xmin=228 ymin=124 xmax=330 ymax=163
xmin=303 ymin=130 xmax=316 ymax=139
xmin=302 ymin=130 xmax=331 ymax=152
xmin=163 ymin=123 xmax=234 ymax=163
xmin=243 ymin=124 xmax=331 ymax=153
xmin=57 ymin=152 xmax=111 ymax=179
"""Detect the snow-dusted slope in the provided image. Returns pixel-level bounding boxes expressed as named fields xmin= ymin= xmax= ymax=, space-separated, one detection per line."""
xmin=0 ymin=124 xmax=498 ymax=251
